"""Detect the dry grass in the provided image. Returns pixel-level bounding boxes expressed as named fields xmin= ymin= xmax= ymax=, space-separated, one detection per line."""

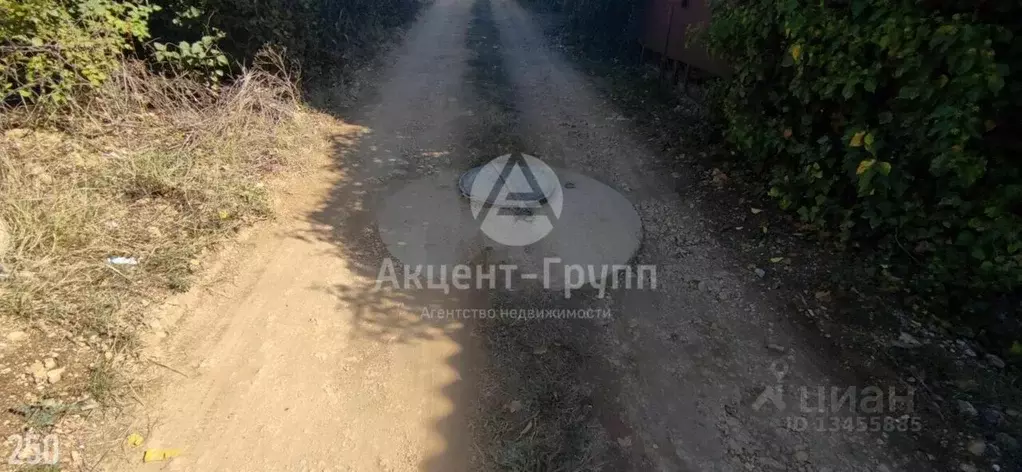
xmin=0 ymin=49 xmax=305 ymax=339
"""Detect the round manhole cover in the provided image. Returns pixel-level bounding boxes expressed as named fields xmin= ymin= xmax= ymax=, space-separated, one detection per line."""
xmin=458 ymin=153 xmax=560 ymax=205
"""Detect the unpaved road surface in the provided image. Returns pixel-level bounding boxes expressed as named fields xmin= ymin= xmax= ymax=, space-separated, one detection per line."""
xmin=131 ymin=0 xmax=917 ymax=470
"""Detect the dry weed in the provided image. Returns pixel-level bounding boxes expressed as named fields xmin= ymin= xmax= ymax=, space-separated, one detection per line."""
xmin=0 ymin=49 xmax=305 ymax=338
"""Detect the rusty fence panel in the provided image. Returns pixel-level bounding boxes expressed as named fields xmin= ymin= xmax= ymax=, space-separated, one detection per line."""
xmin=639 ymin=0 xmax=728 ymax=77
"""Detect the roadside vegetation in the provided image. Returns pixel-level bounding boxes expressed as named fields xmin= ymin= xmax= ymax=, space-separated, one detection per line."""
xmin=1 ymin=0 xmax=424 ymax=338
xmin=0 ymin=0 xmax=423 ymax=457
xmin=524 ymin=0 xmax=1022 ymax=468
xmin=528 ymin=0 xmax=1022 ymax=349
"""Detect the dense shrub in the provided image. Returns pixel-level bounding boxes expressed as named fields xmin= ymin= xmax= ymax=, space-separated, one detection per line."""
xmin=0 ymin=0 xmax=157 ymax=106
xmin=707 ymin=0 xmax=1021 ymax=305
xmin=1 ymin=0 xmax=425 ymax=107
xmin=149 ymin=0 xmax=423 ymax=74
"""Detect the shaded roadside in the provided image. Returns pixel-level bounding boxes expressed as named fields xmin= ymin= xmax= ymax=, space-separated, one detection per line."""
xmin=485 ymin=0 xmax=921 ymax=470
xmin=516 ymin=2 xmax=1022 ymax=471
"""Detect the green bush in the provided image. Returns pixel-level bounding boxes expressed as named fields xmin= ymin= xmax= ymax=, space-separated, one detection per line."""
xmin=706 ymin=0 xmax=1021 ymax=304
xmin=149 ymin=0 xmax=424 ymax=75
xmin=0 ymin=0 xmax=157 ymax=106
xmin=1 ymin=0 xmax=425 ymax=107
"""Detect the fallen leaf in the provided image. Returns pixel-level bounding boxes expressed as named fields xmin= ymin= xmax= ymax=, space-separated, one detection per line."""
xmin=143 ymin=448 xmax=182 ymax=463
xmin=769 ymin=257 xmax=783 ymax=263
xmin=127 ymin=432 xmax=144 ymax=447
xmin=750 ymin=208 xmax=763 ymax=214
xmin=507 ymin=400 xmax=523 ymax=413
xmin=532 ymin=345 xmax=548 ymax=355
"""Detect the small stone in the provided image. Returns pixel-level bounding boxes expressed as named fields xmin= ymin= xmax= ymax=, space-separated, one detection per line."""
xmin=794 ymin=450 xmax=809 ymax=462
xmin=6 ymin=331 xmax=28 ymax=342
xmin=960 ymin=463 xmax=978 ymax=472
xmin=46 ymin=367 xmax=65 ymax=384
xmin=710 ymin=168 xmax=729 ymax=187
xmin=1007 ymin=409 xmax=1019 ymax=417
xmin=43 ymin=358 xmax=57 ymax=370
xmin=958 ymin=400 xmax=978 ymax=417
xmin=766 ymin=343 xmax=787 ymax=354
xmin=967 ymin=439 xmax=987 ymax=456
xmin=26 ymin=360 xmax=47 ymax=381
xmin=995 ymin=433 xmax=1018 ymax=451
xmin=986 ymin=354 xmax=1006 ymax=369
xmin=754 ymin=268 xmax=766 ymax=278
xmin=980 ymin=408 xmax=1005 ymax=427
xmin=80 ymin=399 xmax=100 ymax=411
xmin=895 ymin=332 xmax=921 ymax=348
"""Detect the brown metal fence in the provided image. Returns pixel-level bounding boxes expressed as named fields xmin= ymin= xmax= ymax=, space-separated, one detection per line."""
xmin=638 ymin=0 xmax=728 ymax=77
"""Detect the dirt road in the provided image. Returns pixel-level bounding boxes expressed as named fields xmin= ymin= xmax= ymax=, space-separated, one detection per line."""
xmin=130 ymin=0 xmax=915 ymax=470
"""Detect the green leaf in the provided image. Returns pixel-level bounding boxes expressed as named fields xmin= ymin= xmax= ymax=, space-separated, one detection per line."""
xmin=842 ymin=82 xmax=856 ymax=99
xmin=898 ymin=86 xmax=919 ymax=99
xmin=988 ymin=74 xmax=1005 ymax=93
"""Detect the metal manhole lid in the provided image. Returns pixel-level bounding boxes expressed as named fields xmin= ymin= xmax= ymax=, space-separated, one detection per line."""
xmin=458 ymin=153 xmax=560 ymax=205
